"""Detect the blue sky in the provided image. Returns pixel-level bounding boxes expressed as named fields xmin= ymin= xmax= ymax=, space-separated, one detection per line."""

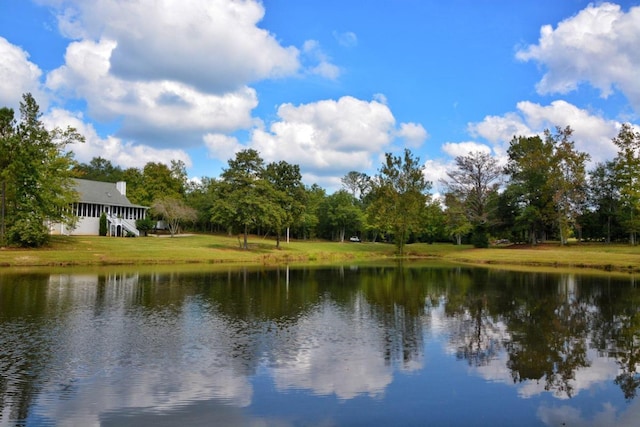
xmin=1 ymin=0 xmax=639 ymax=193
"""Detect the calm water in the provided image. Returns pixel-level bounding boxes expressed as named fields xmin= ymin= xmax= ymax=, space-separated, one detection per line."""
xmin=1 ymin=264 xmax=639 ymax=426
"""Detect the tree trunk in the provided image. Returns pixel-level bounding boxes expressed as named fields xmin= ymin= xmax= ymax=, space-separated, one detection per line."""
xmin=243 ymin=224 xmax=249 ymax=249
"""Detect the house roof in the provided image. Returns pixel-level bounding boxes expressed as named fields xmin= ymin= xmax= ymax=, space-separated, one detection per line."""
xmin=73 ymin=179 xmax=147 ymax=208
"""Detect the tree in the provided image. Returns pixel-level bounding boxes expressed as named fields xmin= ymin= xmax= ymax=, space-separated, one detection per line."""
xmin=443 ymin=151 xmax=502 ymax=247
xmin=368 ymin=149 xmax=431 ymax=255
xmin=212 ymin=149 xmax=282 ymax=249
xmin=546 ymin=126 xmax=589 ymax=245
xmin=151 ymin=197 xmax=197 ymax=237
xmin=612 ymin=123 xmax=640 ymax=245
xmin=73 ymin=157 xmax=124 ymax=182
xmin=341 ymin=171 xmax=371 ymax=201
xmin=318 ymin=190 xmax=364 ymax=242
xmin=0 ymin=93 xmax=83 ymax=247
xmin=444 ymin=193 xmax=473 ymax=245
xmin=505 ymin=134 xmax=555 ymax=244
xmin=264 ymin=161 xmax=306 ymax=248
xmin=99 ymin=212 xmax=108 ymax=236
xmin=585 ymin=161 xmax=621 ymax=243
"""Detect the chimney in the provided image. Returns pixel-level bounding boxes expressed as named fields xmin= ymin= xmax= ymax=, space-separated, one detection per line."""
xmin=116 ymin=181 xmax=126 ymax=196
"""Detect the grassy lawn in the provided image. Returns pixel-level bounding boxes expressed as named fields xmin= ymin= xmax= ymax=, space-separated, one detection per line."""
xmin=1 ymin=234 xmax=640 ymax=273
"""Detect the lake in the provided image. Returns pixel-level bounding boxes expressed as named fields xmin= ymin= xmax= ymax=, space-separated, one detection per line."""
xmin=1 ymin=263 xmax=639 ymax=426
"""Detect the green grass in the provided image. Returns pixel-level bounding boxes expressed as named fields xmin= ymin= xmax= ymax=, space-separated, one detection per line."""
xmin=1 ymin=235 xmax=640 ymax=274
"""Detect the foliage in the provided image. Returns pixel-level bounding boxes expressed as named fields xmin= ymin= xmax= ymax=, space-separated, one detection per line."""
xmin=612 ymin=123 xmax=640 ymax=245
xmin=264 ymin=160 xmax=306 ymax=248
xmin=73 ymin=157 xmax=124 ymax=182
xmin=99 ymin=212 xmax=108 ymax=236
xmin=368 ymin=149 xmax=431 ymax=255
xmin=135 ymin=217 xmax=155 ymax=236
xmin=0 ymin=93 xmax=83 ymax=247
xmin=151 ymin=196 xmax=197 ymax=237
xmin=318 ymin=190 xmax=364 ymax=242
xmin=211 ymin=149 xmax=283 ymax=249
xmin=443 ymin=151 xmax=502 ymax=247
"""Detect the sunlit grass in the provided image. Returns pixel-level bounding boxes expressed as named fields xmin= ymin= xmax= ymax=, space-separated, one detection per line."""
xmin=1 ymin=235 xmax=640 ymax=273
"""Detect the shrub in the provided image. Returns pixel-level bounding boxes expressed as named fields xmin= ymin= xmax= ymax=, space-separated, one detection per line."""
xmin=99 ymin=212 xmax=108 ymax=236
xmin=9 ymin=217 xmax=49 ymax=247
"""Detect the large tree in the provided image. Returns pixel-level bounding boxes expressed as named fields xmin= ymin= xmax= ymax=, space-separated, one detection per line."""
xmin=368 ymin=149 xmax=431 ymax=255
xmin=443 ymin=151 xmax=502 ymax=247
xmin=0 ymin=94 xmax=84 ymax=247
xmin=212 ymin=149 xmax=282 ymax=249
xmin=612 ymin=123 xmax=640 ymax=245
xmin=505 ymin=134 xmax=555 ymax=244
xmin=546 ymin=126 xmax=590 ymax=245
xmin=264 ymin=160 xmax=306 ymax=248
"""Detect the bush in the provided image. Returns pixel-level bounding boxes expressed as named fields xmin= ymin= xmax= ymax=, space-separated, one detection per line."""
xmin=9 ymin=217 xmax=49 ymax=247
xmin=135 ymin=218 xmax=155 ymax=236
xmin=99 ymin=212 xmax=108 ymax=236
xmin=471 ymin=224 xmax=489 ymax=248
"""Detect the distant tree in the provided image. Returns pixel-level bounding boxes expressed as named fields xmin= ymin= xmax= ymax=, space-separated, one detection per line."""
xmin=73 ymin=157 xmax=124 ymax=182
xmin=368 ymin=149 xmax=431 ymax=255
xmin=546 ymin=126 xmax=589 ymax=245
xmin=612 ymin=123 xmax=640 ymax=245
xmin=505 ymin=134 xmax=555 ymax=244
xmin=0 ymin=93 xmax=83 ymax=247
xmin=151 ymin=196 xmax=197 ymax=237
xmin=264 ymin=160 xmax=306 ymax=248
xmin=341 ymin=171 xmax=371 ymax=201
xmin=212 ymin=149 xmax=281 ymax=249
xmin=585 ymin=161 xmax=621 ymax=243
xmin=444 ymin=193 xmax=473 ymax=245
xmin=318 ymin=190 xmax=364 ymax=242
xmin=297 ymin=184 xmax=325 ymax=240
xmin=443 ymin=151 xmax=502 ymax=247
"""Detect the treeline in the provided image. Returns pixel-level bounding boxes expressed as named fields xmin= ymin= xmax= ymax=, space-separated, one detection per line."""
xmin=2 ymin=94 xmax=640 ymax=250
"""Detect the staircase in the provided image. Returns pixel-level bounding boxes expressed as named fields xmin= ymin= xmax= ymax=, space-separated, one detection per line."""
xmin=107 ymin=214 xmax=140 ymax=237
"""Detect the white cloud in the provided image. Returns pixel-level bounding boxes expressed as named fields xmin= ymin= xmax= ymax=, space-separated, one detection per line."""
xmin=468 ymin=100 xmax=621 ymax=165
xmin=42 ymin=0 xmax=300 ymax=93
xmin=333 ymin=31 xmax=358 ymax=48
xmin=46 ymin=38 xmax=259 ymax=146
xmin=442 ymin=141 xmax=492 ymax=158
xmin=423 ymin=159 xmax=451 ymax=192
xmin=203 ymin=133 xmax=242 ymax=162
xmin=239 ymin=96 xmax=403 ymax=188
xmin=302 ymin=40 xmax=341 ymax=79
xmin=0 ymin=37 xmax=44 ymax=110
xmin=397 ymin=122 xmax=428 ymax=147
xmin=43 ymin=108 xmax=191 ymax=169
xmin=517 ymin=2 xmax=640 ymax=112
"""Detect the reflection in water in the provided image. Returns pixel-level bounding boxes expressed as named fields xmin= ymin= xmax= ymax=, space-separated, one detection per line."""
xmin=0 ymin=266 xmax=640 ymax=426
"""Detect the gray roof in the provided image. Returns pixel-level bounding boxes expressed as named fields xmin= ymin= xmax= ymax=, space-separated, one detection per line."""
xmin=73 ymin=179 xmax=147 ymax=208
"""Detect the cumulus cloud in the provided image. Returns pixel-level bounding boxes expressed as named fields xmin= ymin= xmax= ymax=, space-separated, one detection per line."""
xmin=468 ymin=100 xmax=621 ymax=165
xmin=42 ymin=0 xmax=300 ymax=94
xmin=0 ymin=37 xmax=44 ymax=110
xmin=203 ymin=133 xmax=242 ymax=162
xmin=517 ymin=2 xmax=640 ymax=112
xmin=43 ymin=108 xmax=191 ymax=169
xmin=397 ymin=122 xmax=428 ymax=147
xmin=442 ymin=141 xmax=492 ymax=158
xmin=211 ymin=96 xmax=424 ymax=188
xmin=46 ymin=38 xmax=259 ymax=146
xmin=302 ymin=40 xmax=341 ymax=79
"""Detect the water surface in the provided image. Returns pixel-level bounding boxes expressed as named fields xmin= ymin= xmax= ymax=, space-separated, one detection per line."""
xmin=1 ymin=264 xmax=639 ymax=426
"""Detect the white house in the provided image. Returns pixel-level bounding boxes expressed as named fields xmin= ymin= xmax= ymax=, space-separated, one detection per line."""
xmin=51 ymin=179 xmax=148 ymax=236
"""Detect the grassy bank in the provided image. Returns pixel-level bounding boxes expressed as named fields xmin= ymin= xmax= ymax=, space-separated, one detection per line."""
xmin=1 ymin=234 xmax=640 ymax=273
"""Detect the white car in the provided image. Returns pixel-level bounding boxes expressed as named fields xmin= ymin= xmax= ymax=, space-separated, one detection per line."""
xmin=349 ymin=236 xmax=361 ymax=242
